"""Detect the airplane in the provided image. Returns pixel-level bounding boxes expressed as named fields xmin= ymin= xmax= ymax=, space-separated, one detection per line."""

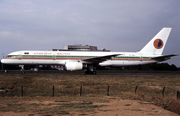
xmin=1 ymin=27 xmax=178 ymax=74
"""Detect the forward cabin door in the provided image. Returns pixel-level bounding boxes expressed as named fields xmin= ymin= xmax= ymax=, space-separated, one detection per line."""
xmin=18 ymin=52 xmax=22 ymax=60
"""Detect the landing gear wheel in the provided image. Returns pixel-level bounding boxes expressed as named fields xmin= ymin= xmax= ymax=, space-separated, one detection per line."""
xmin=85 ymin=71 xmax=97 ymax=75
xmin=22 ymin=71 xmax=25 ymax=75
xmin=92 ymin=71 xmax=96 ymax=75
xmin=4 ymin=70 xmax=8 ymax=73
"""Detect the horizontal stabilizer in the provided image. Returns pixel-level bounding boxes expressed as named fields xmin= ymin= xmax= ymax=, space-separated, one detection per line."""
xmin=152 ymin=54 xmax=178 ymax=61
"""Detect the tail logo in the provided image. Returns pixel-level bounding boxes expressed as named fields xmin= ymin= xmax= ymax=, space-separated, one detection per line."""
xmin=154 ymin=39 xmax=163 ymax=49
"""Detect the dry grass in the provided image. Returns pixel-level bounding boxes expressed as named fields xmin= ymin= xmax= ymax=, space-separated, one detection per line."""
xmin=0 ymin=97 xmax=108 ymax=115
xmin=0 ymin=70 xmax=180 ymax=114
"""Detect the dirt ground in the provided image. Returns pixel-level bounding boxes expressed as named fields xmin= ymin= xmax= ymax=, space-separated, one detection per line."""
xmin=89 ymin=99 xmax=179 ymax=116
xmin=0 ymin=97 xmax=179 ymax=116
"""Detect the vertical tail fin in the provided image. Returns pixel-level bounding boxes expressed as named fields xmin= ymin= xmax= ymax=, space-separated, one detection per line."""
xmin=138 ymin=28 xmax=172 ymax=55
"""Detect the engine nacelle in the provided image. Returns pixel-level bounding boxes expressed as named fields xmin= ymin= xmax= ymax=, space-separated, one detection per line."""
xmin=65 ymin=62 xmax=83 ymax=71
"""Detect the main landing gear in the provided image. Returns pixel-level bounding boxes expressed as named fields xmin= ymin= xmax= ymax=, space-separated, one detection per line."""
xmin=85 ymin=64 xmax=97 ymax=75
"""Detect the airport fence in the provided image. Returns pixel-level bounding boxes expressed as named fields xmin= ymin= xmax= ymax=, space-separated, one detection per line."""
xmin=1 ymin=85 xmax=180 ymax=100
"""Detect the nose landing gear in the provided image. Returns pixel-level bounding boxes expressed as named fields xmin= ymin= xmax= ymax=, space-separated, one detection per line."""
xmin=19 ymin=65 xmax=25 ymax=74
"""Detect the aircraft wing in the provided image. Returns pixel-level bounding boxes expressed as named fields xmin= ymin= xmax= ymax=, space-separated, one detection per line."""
xmin=82 ymin=54 xmax=120 ymax=64
xmin=152 ymin=54 xmax=178 ymax=61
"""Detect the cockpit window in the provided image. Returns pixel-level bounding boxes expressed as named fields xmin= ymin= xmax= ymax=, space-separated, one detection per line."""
xmin=6 ymin=55 xmax=12 ymax=57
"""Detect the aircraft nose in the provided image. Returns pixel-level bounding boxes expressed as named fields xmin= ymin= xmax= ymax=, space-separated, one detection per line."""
xmin=1 ymin=59 xmax=6 ymax=64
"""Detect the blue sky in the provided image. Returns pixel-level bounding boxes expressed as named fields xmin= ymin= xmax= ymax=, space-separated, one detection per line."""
xmin=0 ymin=0 xmax=180 ymax=67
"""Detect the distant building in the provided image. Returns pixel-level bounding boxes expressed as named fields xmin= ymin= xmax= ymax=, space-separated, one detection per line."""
xmin=64 ymin=44 xmax=99 ymax=51
xmin=49 ymin=44 xmax=110 ymax=52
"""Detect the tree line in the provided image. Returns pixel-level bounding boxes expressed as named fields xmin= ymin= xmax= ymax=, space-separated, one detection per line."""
xmin=129 ymin=63 xmax=179 ymax=71
xmin=98 ymin=63 xmax=179 ymax=71
xmin=0 ymin=62 xmax=179 ymax=71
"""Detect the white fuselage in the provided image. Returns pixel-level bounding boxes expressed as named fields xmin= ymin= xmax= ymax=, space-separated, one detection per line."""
xmin=1 ymin=50 xmax=157 ymax=67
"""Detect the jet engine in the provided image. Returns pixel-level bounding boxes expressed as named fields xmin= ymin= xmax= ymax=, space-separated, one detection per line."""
xmin=65 ymin=62 xmax=83 ymax=71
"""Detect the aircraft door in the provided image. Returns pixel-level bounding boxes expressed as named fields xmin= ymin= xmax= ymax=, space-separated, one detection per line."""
xmin=18 ymin=52 xmax=22 ymax=60
xmin=52 ymin=53 xmax=56 ymax=60
xmin=140 ymin=56 xmax=143 ymax=61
